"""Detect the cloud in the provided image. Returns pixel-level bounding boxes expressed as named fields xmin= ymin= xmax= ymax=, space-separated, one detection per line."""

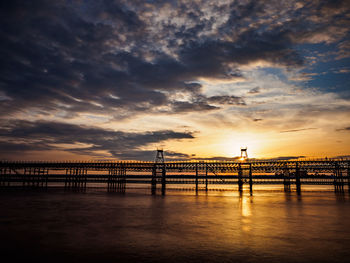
xmin=333 ymin=68 xmax=350 ymax=74
xmin=336 ymin=40 xmax=350 ymax=59
xmin=170 ymin=101 xmax=219 ymax=113
xmin=207 ymin=95 xmax=246 ymax=105
xmin=168 ymin=94 xmax=246 ymax=113
xmin=280 ymin=128 xmax=317 ymax=133
xmin=0 ymin=0 xmax=327 ymax=120
xmin=0 ymin=120 xmax=194 ymax=160
xmin=336 ymin=126 xmax=350 ymax=132
xmin=0 ymin=0 xmax=349 ymax=159
xmin=248 ymin=87 xmax=260 ymax=94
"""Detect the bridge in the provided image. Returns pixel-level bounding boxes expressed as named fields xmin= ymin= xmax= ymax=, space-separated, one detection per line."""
xmin=1 ymin=157 xmax=350 ymax=194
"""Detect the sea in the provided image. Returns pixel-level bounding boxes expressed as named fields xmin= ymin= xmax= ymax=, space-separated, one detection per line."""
xmin=1 ymin=185 xmax=350 ymax=263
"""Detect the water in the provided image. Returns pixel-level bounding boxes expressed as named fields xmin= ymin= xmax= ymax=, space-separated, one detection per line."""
xmin=1 ymin=187 xmax=350 ymax=263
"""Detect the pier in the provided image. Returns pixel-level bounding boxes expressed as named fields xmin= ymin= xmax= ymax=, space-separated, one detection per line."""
xmin=1 ymin=158 xmax=350 ymax=194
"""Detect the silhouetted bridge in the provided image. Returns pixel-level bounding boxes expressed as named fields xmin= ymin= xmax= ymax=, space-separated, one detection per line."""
xmin=1 ymin=159 xmax=349 ymax=193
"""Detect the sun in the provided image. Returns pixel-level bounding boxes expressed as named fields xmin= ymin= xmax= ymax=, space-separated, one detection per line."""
xmin=220 ymin=132 xmax=265 ymax=158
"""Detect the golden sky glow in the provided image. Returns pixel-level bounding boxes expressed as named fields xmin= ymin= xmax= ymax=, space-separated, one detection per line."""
xmin=0 ymin=1 xmax=350 ymax=161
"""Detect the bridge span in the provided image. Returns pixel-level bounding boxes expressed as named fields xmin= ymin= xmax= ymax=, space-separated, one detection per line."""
xmin=1 ymin=159 xmax=349 ymax=193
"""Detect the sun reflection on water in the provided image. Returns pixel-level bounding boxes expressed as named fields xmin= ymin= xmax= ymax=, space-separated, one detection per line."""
xmin=239 ymin=193 xmax=253 ymax=232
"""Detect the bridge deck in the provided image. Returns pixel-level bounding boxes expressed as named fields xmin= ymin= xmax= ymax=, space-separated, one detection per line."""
xmin=1 ymin=159 xmax=349 ymax=192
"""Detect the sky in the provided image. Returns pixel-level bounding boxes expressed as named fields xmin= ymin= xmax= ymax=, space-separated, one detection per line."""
xmin=0 ymin=0 xmax=350 ymax=161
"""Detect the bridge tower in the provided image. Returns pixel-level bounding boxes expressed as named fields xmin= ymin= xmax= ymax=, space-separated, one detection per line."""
xmin=155 ymin=149 xmax=165 ymax=164
xmin=152 ymin=149 xmax=166 ymax=195
xmin=240 ymin=147 xmax=248 ymax=160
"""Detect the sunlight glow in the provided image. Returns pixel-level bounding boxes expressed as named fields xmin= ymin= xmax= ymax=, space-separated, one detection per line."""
xmin=221 ymin=133 xmax=266 ymax=158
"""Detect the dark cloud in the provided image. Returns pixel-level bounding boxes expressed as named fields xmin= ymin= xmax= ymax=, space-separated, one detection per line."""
xmin=0 ymin=0 xmax=349 ymax=159
xmin=169 ymin=94 xmax=246 ymax=113
xmin=280 ymin=128 xmax=317 ymax=133
xmin=171 ymin=101 xmax=219 ymax=113
xmin=0 ymin=0 xmax=334 ymax=119
xmin=336 ymin=126 xmax=350 ymax=131
xmin=248 ymin=87 xmax=261 ymax=94
xmin=207 ymin=95 xmax=246 ymax=105
xmin=0 ymin=120 xmax=194 ymax=160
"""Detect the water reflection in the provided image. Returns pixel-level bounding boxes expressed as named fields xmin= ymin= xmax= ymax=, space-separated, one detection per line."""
xmin=239 ymin=192 xmax=253 ymax=217
xmin=1 ymin=188 xmax=350 ymax=263
xmin=239 ymin=193 xmax=253 ymax=233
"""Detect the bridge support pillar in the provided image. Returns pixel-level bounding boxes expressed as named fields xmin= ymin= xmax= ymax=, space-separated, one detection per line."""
xmin=333 ymin=162 xmax=344 ymax=192
xmin=295 ymin=162 xmax=301 ymax=194
xmin=29 ymin=168 xmax=34 ymax=187
xmin=348 ymin=164 xmax=350 ymax=193
xmin=0 ymin=167 xmax=7 ymax=187
xmin=43 ymin=168 xmax=48 ymax=189
xmin=18 ymin=167 xmax=48 ymax=189
xmin=108 ymin=166 xmax=126 ymax=192
xmin=161 ymin=168 xmax=166 ymax=195
xmin=205 ymin=164 xmax=208 ymax=191
xmin=36 ymin=167 xmax=48 ymax=189
xmin=119 ymin=167 xmax=126 ymax=192
xmin=108 ymin=168 xmax=114 ymax=191
xmin=249 ymin=164 xmax=253 ymax=194
xmin=152 ymin=150 xmax=166 ymax=195
xmin=2 ymin=168 xmax=10 ymax=187
xmin=65 ymin=168 xmax=71 ymax=189
xmin=195 ymin=164 xmax=198 ymax=192
xmin=284 ymin=165 xmax=291 ymax=192
xmin=65 ymin=167 xmax=87 ymax=191
xmin=33 ymin=168 xmax=37 ymax=187
xmin=151 ymin=165 xmax=157 ymax=195
xmin=238 ymin=164 xmax=243 ymax=192
xmin=151 ymin=165 xmax=166 ymax=195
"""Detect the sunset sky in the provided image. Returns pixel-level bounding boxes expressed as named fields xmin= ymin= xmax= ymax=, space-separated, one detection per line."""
xmin=1 ymin=0 xmax=350 ymax=161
